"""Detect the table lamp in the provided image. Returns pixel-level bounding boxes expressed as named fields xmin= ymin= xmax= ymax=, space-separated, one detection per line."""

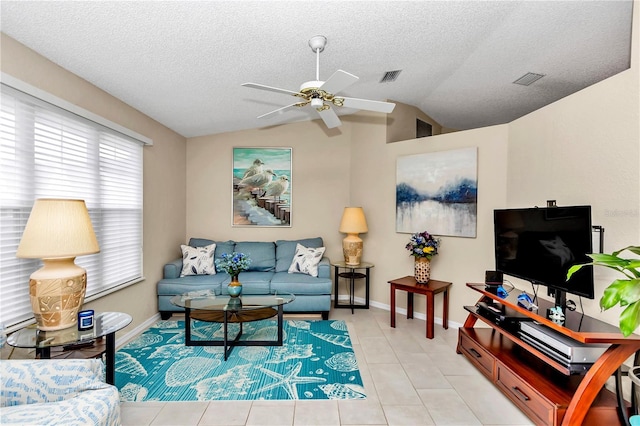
xmin=339 ymin=207 xmax=368 ymax=265
xmin=16 ymin=199 xmax=100 ymax=330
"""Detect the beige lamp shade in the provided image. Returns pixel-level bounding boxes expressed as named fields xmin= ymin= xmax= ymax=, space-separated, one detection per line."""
xmin=16 ymin=199 xmax=100 ymax=330
xmin=339 ymin=207 xmax=368 ymax=265
xmin=339 ymin=207 xmax=368 ymax=234
xmin=17 ymin=199 xmax=100 ymax=259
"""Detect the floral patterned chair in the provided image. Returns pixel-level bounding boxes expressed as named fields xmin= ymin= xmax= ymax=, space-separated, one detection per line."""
xmin=0 ymin=359 xmax=120 ymax=425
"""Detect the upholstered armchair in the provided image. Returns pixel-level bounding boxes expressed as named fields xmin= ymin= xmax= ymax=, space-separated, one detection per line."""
xmin=0 ymin=359 xmax=120 ymax=425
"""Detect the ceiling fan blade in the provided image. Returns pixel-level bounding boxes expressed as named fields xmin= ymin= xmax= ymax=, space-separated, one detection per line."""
xmin=256 ymin=103 xmax=301 ymax=119
xmin=317 ymin=107 xmax=342 ymax=129
xmin=242 ymin=83 xmax=300 ymax=96
xmin=340 ymin=97 xmax=396 ymax=114
xmin=320 ymin=70 xmax=358 ymax=94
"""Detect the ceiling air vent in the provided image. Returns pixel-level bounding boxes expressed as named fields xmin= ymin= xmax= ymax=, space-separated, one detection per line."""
xmin=380 ymin=70 xmax=402 ymax=83
xmin=513 ymin=72 xmax=545 ymax=86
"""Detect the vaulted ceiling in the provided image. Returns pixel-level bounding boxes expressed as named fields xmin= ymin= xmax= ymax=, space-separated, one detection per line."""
xmin=0 ymin=1 xmax=634 ymax=138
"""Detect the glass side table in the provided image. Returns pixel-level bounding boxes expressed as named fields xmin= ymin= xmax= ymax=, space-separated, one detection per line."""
xmin=332 ymin=261 xmax=374 ymax=314
xmin=7 ymin=311 xmax=132 ymax=384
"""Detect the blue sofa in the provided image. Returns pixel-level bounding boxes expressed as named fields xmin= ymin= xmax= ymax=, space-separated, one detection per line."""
xmin=157 ymin=237 xmax=332 ymax=320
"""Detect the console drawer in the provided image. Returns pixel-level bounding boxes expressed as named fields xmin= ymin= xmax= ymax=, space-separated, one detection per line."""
xmin=496 ymin=362 xmax=556 ymax=425
xmin=459 ymin=330 xmax=494 ymax=378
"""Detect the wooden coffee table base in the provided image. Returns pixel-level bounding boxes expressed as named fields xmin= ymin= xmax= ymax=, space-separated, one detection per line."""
xmin=185 ymin=305 xmax=284 ymax=360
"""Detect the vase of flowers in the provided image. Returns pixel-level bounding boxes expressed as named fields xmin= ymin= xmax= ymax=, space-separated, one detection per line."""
xmin=215 ymin=252 xmax=251 ymax=298
xmin=406 ymin=231 xmax=440 ymax=283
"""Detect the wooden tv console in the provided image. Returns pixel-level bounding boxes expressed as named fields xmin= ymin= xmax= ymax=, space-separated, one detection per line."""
xmin=458 ymin=283 xmax=640 ymax=426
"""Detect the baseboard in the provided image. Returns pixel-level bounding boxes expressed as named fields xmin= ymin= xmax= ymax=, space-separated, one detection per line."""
xmin=336 ymin=295 xmax=463 ymax=329
xmin=115 ymin=313 xmax=160 ymax=349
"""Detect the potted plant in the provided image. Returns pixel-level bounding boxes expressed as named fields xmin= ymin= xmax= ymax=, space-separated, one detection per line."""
xmin=567 ymin=246 xmax=640 ymax=336
xmin=215 ymin=252 xmax=251 ymax=297
xmin=406 ymin=231 xmax=440 ymax=283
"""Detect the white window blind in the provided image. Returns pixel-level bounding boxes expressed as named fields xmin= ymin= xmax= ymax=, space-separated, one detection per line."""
xmin=0 ymin=83 xmax=145 ymax=328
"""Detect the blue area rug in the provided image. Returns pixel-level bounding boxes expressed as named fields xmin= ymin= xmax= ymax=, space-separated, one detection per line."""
xmin=115 ymin=319 xmax=365 ymax=401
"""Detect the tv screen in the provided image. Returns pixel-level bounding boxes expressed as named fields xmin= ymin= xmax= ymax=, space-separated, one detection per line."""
xmin=494 ymin=206 xmax=594 ymax=300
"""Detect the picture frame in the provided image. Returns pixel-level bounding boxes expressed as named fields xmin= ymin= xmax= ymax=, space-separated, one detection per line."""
xmin=232 ymin=147 xmax=292 ymax=227
xmin=396 ymin=147 xmax=477 ymax=237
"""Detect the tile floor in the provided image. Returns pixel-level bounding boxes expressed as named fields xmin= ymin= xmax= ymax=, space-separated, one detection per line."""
xmin=120 ymin=307 xmax=534 ymax=426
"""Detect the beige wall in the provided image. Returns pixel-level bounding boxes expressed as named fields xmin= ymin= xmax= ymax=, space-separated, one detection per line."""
xmin=504 ymin=0 xmax=640 ymax=324
xmin=0 ymin=34 xmax=188 ymax=333
xmin=350 ymin=115 xmax=509 ymax=321
xmin=185 ymin=109 xmax=509 ymax=325
xmin=185 ymin=119 xmax=352 ymax=263
xmin=386 ymin=100 xmax=448 ymax=143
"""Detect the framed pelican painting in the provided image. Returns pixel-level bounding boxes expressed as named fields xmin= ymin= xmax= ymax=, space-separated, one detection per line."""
xmin=232 ymin=147 xmax=292 ymax=227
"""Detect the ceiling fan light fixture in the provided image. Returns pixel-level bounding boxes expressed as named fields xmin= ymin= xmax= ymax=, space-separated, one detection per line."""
xmin=242 ymin=35 xmax=396 ymax=129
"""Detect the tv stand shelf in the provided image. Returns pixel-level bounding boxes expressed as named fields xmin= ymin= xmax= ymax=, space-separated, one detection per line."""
xmin=463 ymin=305 xmax=580 ymax=376
xmin=458 ymin=283 xmax=640 ymax=426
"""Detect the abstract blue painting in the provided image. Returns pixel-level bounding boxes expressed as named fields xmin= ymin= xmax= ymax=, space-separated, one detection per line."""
xmin=233 ymin=147 xmax=292 ymax=227
xmin=396 ymin=147 xmax=477 ymax=237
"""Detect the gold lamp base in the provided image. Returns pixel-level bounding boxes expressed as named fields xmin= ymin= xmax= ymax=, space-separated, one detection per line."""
xmin=29 ymin=258 xmax=87 ymax=331
xmin=342 ymin=233 xmax=363 ymax=266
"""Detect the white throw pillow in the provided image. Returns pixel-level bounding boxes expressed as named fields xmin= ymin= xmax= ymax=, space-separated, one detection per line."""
xmin=180 ymin=243 xmax=216 ymax=276
xmin=288 ymin=243 xmax=326 ymax=277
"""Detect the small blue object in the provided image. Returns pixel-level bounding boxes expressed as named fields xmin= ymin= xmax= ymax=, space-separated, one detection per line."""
xmin=227 ymin=283 xmax=242 ymax=298
xmin=517 ymin=292 xmax=538 ymax=311
xmin=496 ymin=286 xmax=508 ymax=298
xmin=78 ymin=310 xmax=94 ymax=331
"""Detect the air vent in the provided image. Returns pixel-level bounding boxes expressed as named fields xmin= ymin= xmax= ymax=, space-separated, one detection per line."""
xmin=380 ymin=70 xmax=402 ymax=83
xmin=513 ymin=72 xmax=545 ymax=86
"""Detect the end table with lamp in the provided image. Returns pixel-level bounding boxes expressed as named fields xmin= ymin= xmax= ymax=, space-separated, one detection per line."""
xmin=332 ymin=261 xmax=373 ymax=313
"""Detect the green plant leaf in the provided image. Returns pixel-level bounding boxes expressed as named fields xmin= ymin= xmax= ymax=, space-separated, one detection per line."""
xmin=615 ymin=279 xmax=640 ymax=307
xmin=612 ymin=246 xmax=640 ymax=257
xmin=587 ymin=253 xmax=629 ymax=267
xmin=600 ymin=279 xmax=629 ymax=310
xmin=619 ymin=300 xmax=640 ymax=337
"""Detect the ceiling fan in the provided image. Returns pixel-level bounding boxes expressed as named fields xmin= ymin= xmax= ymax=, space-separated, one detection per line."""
xmin=242 ymin=35 xmax=396 ymax=129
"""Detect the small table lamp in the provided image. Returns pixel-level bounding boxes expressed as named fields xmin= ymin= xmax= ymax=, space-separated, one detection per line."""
xmin=339 ymin=207 xmax=368 ymax=265
xmin=16 ymin=199 xmax=100 ymax=330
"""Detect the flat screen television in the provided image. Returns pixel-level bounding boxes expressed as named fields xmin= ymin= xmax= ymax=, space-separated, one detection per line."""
xmin=494 ymin=205 xmax=594 ymax=307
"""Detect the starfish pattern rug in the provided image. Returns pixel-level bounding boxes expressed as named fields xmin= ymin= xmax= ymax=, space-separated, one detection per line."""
xmin=115 ymin=319 xmax=365 ymax=402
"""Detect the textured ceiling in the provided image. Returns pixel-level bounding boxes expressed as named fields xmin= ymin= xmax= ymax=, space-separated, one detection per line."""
xmin=0 ymin=1 xmax=634 ymax=138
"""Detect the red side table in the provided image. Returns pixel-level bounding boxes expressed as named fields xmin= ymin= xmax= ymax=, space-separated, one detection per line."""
xmin=388 ymin=276 xmax=452 ymax=339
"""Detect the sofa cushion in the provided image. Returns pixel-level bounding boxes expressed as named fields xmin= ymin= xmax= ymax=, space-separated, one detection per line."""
xmin=187 ymin=238 xmax=236 ymax=272
xmin=275 ymin=237 xmax=324 ymax=272
xmin=271 ymin=271 xmax=332 ymax=295
xmin=157 ymin=274 xmax=226 ymax=296
xmin=288 ymin=244 xmax=326 ymax=277
xmin=234 ymin=241 xmax=275 ymax=272
xmin=188 ymin=237 xmax=215 ymax=247
xmin=180 ymin=243 xmax=216 ymax=276
xmin=230 ymin=271 xmax=274 ymax=294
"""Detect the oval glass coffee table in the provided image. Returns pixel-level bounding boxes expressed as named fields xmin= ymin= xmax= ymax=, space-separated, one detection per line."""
xmin=170 ymin=292 xmax=295 ymax=360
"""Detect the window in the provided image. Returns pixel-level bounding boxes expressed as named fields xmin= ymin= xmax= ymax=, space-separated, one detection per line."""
xmin=0 ymin=81 xmax=148 ymax=328
xmin=416 ymin=118 xmax=433 ymax=138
